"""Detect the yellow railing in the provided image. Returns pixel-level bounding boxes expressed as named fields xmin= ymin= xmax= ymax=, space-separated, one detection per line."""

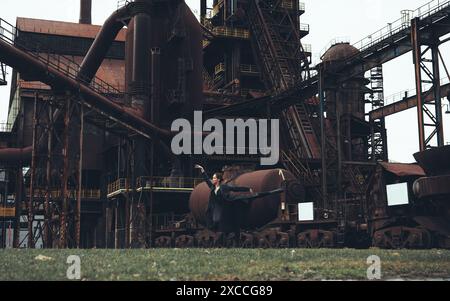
xmin=0 ymin=207 xmax=15 ymax=217
xmin=212 ymin=27 xmax=250 ymax=39
xmin=25 ymin=188 xmax=101 ymax=199
xmin=203 ymin=39 xmax=211 ymax=48
xmin=215 ymin=63 xmax=225 ymax=75
xmin=107 ymin=178 xmax=130 ymax=195
xmin=240 ymin=64 xmax=259 ymax=74
xmin=211 ymin=0 xmax=224 ymax=18
xmin=136 ymin=177 xmax=204 ymax=190
xmin=280 ymin=0 xmax=305 ymax=11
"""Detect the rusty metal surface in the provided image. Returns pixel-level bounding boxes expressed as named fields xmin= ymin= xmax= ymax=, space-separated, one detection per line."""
xmin=413 ymin=175 xmax=450 ymax=199
xmin=321 ymin=43 xmax=360 ymax=63
xmin=0 ymin=146 xmax=32 ymax=163
xmin=19 ymin=57 xmax=125 ymax=92
xmin=16 ymin=17 xmax=126 ymax=41
xmin=414 ymin=145 xmax=450 ymax=175
xmin=379 ymin=162 xmax=425 ymax=177
xmin=125 ymin=1 xmax=204 ymax=122
xmin=373 ymin=226 xmax=431 ymax=249
xmin=189 ymin=169 xmax=304 ymax=229
xmin=78 ymin=5 xmax=131 ymax=83
xmin=79 ymin=0 xmax=92 ymax=25
xmin=0 ymin=38 xmax=170 ymax=138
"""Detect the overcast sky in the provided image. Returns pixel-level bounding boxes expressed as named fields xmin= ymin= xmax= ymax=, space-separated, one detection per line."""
xmin=0 ymin=0 xmax=449 ymax=163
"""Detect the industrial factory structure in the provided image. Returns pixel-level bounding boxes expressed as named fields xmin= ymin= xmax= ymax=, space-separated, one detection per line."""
xmin=0 ymin=0 xmax=449 ymax=249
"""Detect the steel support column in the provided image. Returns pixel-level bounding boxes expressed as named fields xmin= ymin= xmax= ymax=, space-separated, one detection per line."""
xmin=411 ymin=17 xmax=444 ymax=151
xmin=27 ymin=93 xmax=39 ymax=248
xmin=75 ymin=101 xmax=84 ymax=248
xmin=43 ymin=104 xmax=53 ymax=248
xmin=319 ymin=68 xmax=327 ymax=208
xmin=59 ymin=98 xmax=71 ymax=249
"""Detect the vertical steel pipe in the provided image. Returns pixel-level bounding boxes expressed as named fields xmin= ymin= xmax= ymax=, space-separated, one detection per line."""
xmin=79 ymin=0 xmax=92 ymax=25
xmin=411 ymin=18 xmax=426 ymax=151
xmin=76 ymin=102 xmax=84 ymax=248
xmin=44 ymin=105 xmax=53 ymax=248
xmin=60 ymin=98 xmax=71 ymax=249
xmin=28 ymin=93 xmax=38 ymax=249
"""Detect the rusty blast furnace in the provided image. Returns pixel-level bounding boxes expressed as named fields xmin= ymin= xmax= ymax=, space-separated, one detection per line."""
xmin=0 ymin=0 xmax=449 ymax=249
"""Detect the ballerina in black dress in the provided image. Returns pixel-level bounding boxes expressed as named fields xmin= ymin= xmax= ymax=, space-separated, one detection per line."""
xmin=195 ymin=164 xmax=284 ymax=244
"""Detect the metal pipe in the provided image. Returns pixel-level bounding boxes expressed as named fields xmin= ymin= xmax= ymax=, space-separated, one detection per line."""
xmin=28 ymin=93 xmax=38 ymax=249
xmin=0 ymin=146 xmax=32 ymax=164
xmin=13 ymin=167 xmax=22 ymax=248
xmin=44 ymin=105 xmax=52 ymax=248
xmin=78 ymin=5 xmax=131 ymax=83
xmin=0 ymin=38 xmax=171 ymax=139
xmin=319 ymin=68 xmax=327 ymax=207
xmin=60 ymin=99 xmax=71 ymax=249
xmin=75 ymin=101 xmax=84 ymax=248
xmin=79 ymin=0 xmax=92 ymax=25
xmin=131 ymin=11 xmax=151 ymax=111
xmin=150 ymin=48 xmax=161 ymax=125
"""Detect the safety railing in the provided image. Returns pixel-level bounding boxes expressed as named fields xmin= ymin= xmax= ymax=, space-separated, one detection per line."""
xmin=352 ymin=0 xmax=450 ymax=52
xmin=214 ymin=62 xmax=225 ymax=75
xmin=280 ymin=0 xmax=305 ymax=11
xmin=0 ymin=123 xmax=13 ymax=132
xmin=210 ymin=0 xmax=224 ymax=19
xmin=202 ymin=39 xmax=211 ymax=48
xmin=303 ymin=43 xmax=312 ymax=53
xmin=383 ymin=76 xmax=450 ymax=106
xmin=107 ymin=178 xmax=130 ymax=195
xmin=240 ymin=64 xmax=259 ymax=74
xmin=299 ymin=23 xmax=310 ymax=32
xmin=319 ymin=36 xmax=351 ymax=59
xmin=0 ymin=18 xmax=124 ymax=97
xmin=25 ymin=188 xmax=100 ymax=199
xmin=117 ymin=0 xmax=131 ymax=10
xmin=136 ymin=177 xmax=204 ymax=190
xmin=0 ymin=206 xmax=15 ymax=217
xmin=212 ymin=27 xmax=250 ymax=39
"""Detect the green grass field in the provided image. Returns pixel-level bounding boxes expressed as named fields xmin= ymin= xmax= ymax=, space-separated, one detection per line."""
xmin=0 ymin=248 xmax=449 ymax=281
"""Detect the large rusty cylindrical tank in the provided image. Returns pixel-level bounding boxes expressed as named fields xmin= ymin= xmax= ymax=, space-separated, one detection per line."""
xmin=321 ymin=42 xmax=364 ymax=119
xmin=125 ymin=0 xmax=203 ymax=125
xmin=189 ymin=169 xmax=305 ymax=229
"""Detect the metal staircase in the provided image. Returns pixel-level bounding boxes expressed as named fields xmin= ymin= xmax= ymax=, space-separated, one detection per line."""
xmin=367 ymin=66 xmax=387 ymax=161
xmin=0 ymin=18 xmax=123 ymax=97
xmin=247 ymin=0 xmax=319 ymax=172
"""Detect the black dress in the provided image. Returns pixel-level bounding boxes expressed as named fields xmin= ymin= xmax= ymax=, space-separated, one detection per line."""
xmin=201 ymin=170 xmax=284 ymax=234
xmin=201 ymin=171 xmax=250 ymax=233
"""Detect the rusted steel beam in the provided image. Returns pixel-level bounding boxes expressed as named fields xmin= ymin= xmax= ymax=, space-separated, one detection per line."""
xmin=28 ymin=93 xmax=39 ymax=249
xmin=431 ymin=45 xmax=444 ymax=147
xmin=44 ymin=105 xmax=52 ymax=248
xmin=369 ymin=83 xmax=450 ymax=120
xmin=0 ymin=38 xmax=171 ymax=140
xmin=411 ymin=18 xmax=426 ymax=152
xmin=59 ymin=98 xmax=71 ymax=249
xmin=114 ymin=201 xmax=119 ymax=249
xmin=75 ymin=101 xmax=84 ymax=248
xmin=0 ymin=147 xmax=32 ymax=164
xmin=78 ymin=5 xmax=131 ymax=83
xmin=13 ymin=167 xmax=22 ymax=248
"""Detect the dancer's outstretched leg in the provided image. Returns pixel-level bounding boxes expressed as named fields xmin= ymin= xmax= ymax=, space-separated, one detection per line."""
xmin=231 ymin=188 xmax=284 ymax=204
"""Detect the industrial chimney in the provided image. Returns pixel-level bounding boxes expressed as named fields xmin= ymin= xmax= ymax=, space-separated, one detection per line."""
xmin=79 ymin=0 xmax=92 ymax=24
